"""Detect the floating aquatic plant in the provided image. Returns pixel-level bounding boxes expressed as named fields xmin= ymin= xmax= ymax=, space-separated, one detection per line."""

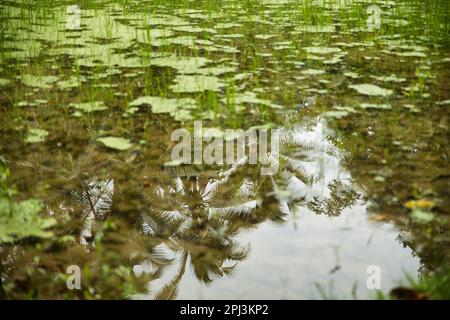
xmin=97 ymin=136 xmax=133 ymax=151
xmin=348 ymin=84 xmax=393 ymax=97
xmin=25 ymin=128 xmax=49 ymax=144
xmin=69 ymin=101 xmax=108 ymax=113
xmin=21 ymin=75 xmax=59 ymax=89
xmin=170 ymin=75 xmax=224 ymax=93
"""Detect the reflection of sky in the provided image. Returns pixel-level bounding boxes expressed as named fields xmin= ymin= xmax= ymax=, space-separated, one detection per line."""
xmin=176 ymin=208 xmax=419 ymax=299
xmin=158 ymin=118 xmax=419 ymax=299
xmin=286 ymin=119 xmax=349 ymax=200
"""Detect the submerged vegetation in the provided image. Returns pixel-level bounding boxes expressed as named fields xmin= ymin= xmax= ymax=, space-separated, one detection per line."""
xmin=0 ymin=0 xmax=449 ymax=299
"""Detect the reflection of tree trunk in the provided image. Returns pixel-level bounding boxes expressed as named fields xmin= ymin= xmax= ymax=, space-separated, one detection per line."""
xmin=79 ymin=179 xmax=114 ymax=246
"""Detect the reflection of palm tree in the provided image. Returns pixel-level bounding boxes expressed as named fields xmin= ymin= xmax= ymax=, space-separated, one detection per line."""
xmin=272 ymin=119 xmax=360 ymax=218
xmin=140 ymin=170 xmax=254 ymax=285
xmin=18 ymin=142 xmax=139 ymax=247
xmin=74 ymin=178 xmax=114 ymax=245
xmin=152 ymin=252 xmax=188 ymax=300
xmin=3 ymin=118 xmax=360 ymax=299
xmin=136 ymin=119 xmax=361 ymax=297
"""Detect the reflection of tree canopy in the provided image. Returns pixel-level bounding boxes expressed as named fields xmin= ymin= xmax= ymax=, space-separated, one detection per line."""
xmin=140 ymin=173 xmax=253 ymax=284
xmin=0 ymin=119 xmax=363 ymax=299
xmin=133 ymin=120 xmax=361 ymax=297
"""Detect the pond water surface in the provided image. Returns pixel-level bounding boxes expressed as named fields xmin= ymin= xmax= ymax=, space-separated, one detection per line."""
xmin=0 ymin=0 xmax=448 ymax=299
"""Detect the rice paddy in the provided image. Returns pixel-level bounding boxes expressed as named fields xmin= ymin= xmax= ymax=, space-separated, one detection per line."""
xmin=0 ymin=0 xmax=449 ymax=299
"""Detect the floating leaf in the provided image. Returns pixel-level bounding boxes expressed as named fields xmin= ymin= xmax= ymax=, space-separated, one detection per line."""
xmin=371 ymin=74 xmax=406 ymax=83
xmin=149 ymin=56 xmax=210 ymax=73
xmin=349 ymin=84 xmax=393 ymax=96
xmin=170 ymin=75 xmax=224 ymax=93
xmin=97 ymin=137 xmax=133 ymax=151
xmin=69 ymin=101 xmax=107 ymax=113
xmin=343 ymin=71 xmax=360 ymax=79
xmin=411 ymin=209 xmax=434 ymax=223
xmin=151 ymin=36 xmax=197 ymax=47
xmin=56 ymin=76 xmax=83 ymax=89
xmin=128 ymin=96 xmax=197 ymax=121
xmin=303 ymin=47 xmax=342 ymax=54
xmin=25 ymin=128 xmax=49 ymax=144
xmin=21 ymin=74 xmax=59 ymax=89
xmin=293 ymin=25 xmax=335 ymax=33
xmin=301 ymin=69 xmax=325 ymax=76
xmin=170 ymin=25 xmax=217 ymax=33
xmin=393 ymin=51 xmax=427 ymax=58
xmin=436 ymin=100 xmax=450 ymax=106
xmin=190 ymin=65 xmax=236 ymax=76
xmin=255 ymin=34 xmax=276 ymax=40
xmin=215 ymin=23 xmax=242 ymax=29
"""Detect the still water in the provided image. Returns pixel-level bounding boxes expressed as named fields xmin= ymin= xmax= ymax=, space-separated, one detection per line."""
xmin=0 ymin=0 xmax=448 ymax=299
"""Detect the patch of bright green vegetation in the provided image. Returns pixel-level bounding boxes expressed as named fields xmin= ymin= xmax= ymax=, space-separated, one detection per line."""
xmin=21 ymin=75 xmax=59 ymax=89
xmin=348 ymin=84 xmax=393 ymax=97
xmin=170 ymin=75 xmax=224 ymax=93
xmin=25 ymin=128 xmax=49 ymax=143
xmin=0 ymin=0 xmax=449 ymax=300
xmin=69 ymin=101 xmax=108 ymax=115
xmin=410 ymin=266 xmax=450 ymax=300
xmin=384 ymin=266 xmax=450 ymax=300
xmin=0 ymin=158 xmax=56 ymax=243
xmin=97 ymin=136 xmax=133 ymax=151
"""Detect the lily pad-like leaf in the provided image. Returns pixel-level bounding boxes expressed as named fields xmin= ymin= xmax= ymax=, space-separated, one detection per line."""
xmin=349 ymin=84 xmax=393 ymax=96
xmin=149 ymin=56 xmax=210 ymax=73
xmin=25 ymin=128 xmax=49 ymax=144
xmin=21 ymin=74 xmax=59 ymax=89
xmin=293 ymin=25 xmax=336 ymax=33
xmin=97 ymin=137 xmax=133 ymax=151
xmin=128 ymin=96 xmax=198 ymax=122
xmin=436 ymin=100 xmax=450 ymax=106
xmin=344 ymin=71 xmax=360 ymax=79
xmin=301 ymin=69 xmax=326 ymax=76
xmin=69 ymin=101 xmax=107 ymax=113
xmin=303 ymin=47 xmax=342 ymax=54
xmin=170 ymin=75 xmax=224 ymax=93
xmin=371 ymin=74 xmax=406 ymax=83
xmin=323 ymin=110 xmax=349 ymax=119
xmin=190 ymin=65 xmax=236 ymax=76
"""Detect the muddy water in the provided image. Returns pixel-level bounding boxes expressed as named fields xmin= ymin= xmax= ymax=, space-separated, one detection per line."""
xmin=0 ymin=0 xmax=448 ymax=299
